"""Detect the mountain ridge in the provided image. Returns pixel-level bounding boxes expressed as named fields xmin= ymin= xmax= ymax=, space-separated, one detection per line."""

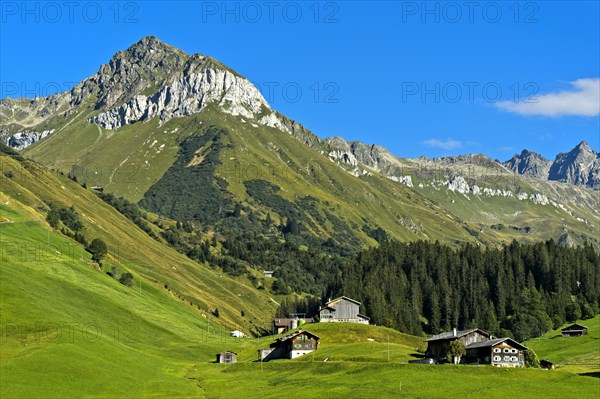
xmin=1 ymin=35 xmax=597 ymax=191
xmin=0 ymin=36 xmax=598 ymax=252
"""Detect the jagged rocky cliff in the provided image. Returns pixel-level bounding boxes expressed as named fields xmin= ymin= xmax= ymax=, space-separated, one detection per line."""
xmin=504 ymin=149 xmax=552 ymax=179
xmin=1 ymin=36 xmax=597 ymax=192
xmin=548 ymin=141 xmax=599 ymax=189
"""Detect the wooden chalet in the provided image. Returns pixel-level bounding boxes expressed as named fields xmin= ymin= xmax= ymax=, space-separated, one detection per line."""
xmin=561 ymin=323 xmax=588 ymax=337
xmin=425 ymin=328 xmax=490 ymax=358
xmin=319 ymin=296 xmax=370 ymax=324
xmin=465 ymin=337 xmax=528 ymax=367
xmin=216 ymin=351 xmax=237 ymax=364
xmin=258 ymin=330 xmax=320 ymax=361
xmin=426 ymin=328 xmax=528 ymax=367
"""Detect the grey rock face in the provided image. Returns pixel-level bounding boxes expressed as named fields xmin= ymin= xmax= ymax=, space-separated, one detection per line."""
xmin=548 ymin=141 xmax=599 ymax=189
xmin=3 ymin=129 xmax=54 ymax=150
xmin=71 ymin=36 xmax=189 ymax=109
xmin=91 ymin=64 xmax=270 ymax=129
xmin=504 ymin=149 xmax=551 ymax=178
xmin=324 ymin=136 xmax=402 ymax=175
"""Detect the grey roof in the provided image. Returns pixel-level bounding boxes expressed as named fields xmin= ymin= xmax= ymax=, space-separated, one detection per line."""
xmin=275 ymin=330 xmax=320 ymax=343
xmin=562 ymin=323 xmax=588 ymax=331
xmin=325 ymin=296 xmax=362 ymax=306
xmin=466 ymin=337 xmax=528 ymax=351
xmin=426 ymin=328 xmax=489 ymax=342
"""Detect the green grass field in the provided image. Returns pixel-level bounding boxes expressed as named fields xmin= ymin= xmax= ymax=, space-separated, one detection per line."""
xmin=2 ymin=151 xmax=599 ymax=398
xmin=184 ymin=321 xmax=599 ymax=399
xmin=2 ymin=202 xmax=598 ymax=398
xmin=526 ymin=315 xmax=600 ymax=373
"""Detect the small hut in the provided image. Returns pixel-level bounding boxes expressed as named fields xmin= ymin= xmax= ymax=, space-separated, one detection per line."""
xmin=216 ymin=351 xmax=237 ymax=364
xmin=540 ymin=359 xmax=556 ymax=370
xmin=561 ymin=324 xmax=588 ymax=337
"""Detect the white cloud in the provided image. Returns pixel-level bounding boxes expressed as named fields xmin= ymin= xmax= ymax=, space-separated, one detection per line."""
xmin=496 ymin=78 xmax=600 ymax=117
xmin=423 ymin=138 xmax=463 ymax=150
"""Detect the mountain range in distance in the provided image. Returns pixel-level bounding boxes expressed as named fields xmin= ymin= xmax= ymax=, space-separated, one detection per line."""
xmin=1 ymin=36 xmax=598 ymax=248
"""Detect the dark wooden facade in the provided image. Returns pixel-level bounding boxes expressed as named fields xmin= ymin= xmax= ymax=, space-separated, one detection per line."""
xmin=425 ymin=329 xmax=528 ymax=367
xmin=540 ymin=359 xmax=556 ymax=370
xmin=561 ymin=323 xmax=588 ymax=337
xmin=425 ymin=328 xmax=490 ymax=358
xmin=258 ymin=330 xmax=320 ymax=361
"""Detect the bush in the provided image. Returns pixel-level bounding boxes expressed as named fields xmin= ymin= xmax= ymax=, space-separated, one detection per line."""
xmin=525 ymin=349 xmax=540 ymax=368
xmin=119 ymin=272 xmax=134 ymax=287
xmin=445 ymin=340 xmax=466 ymax=364
xmin=46 ymin=203 xmax=84 ymax=232
xmin=89 ymin=238 xmax=108 ymax=262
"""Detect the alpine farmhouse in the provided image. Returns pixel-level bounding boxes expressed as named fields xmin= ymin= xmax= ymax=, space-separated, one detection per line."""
xmin=258 ymin=330 xmax=320 ymax=361
xmin=319 ymin=296 xmax=370 ymax=324
xmin=425 ymin=328 xmax=529 ymax=367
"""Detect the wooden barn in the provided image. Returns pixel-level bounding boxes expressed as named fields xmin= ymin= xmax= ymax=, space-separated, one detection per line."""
xmin=319 ymin=296 xmax=370 ymax=324
xmin=465 ymin=337 xmax=528 ymax=367
xmin=561 ymin=323 xmax=588 ymax=337
xmin=258 ymin=330 xmax=320 ymax=361
xmin=216 ymin=351 xmax=237 ymax=364
xmin=540 ymin=359 xmax=556 ymax=370
xmin=425 ymin=328 xmax=528 ymax=367
xmin=425 ymin=328 xmax=490 ymax=358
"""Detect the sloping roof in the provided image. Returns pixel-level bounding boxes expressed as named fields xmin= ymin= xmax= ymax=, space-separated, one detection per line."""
xmin=466 ymin=337 xmax=528 ymax=351
xmin=318 ymin=305 xmax=336 ymax=312
xmin=275 ymin=330 xmax=320 ymax=343
xmin=358 ymin=314 xmax=370 ymax=320
xmin=218 ymin=351 xmax=237 ymax=355
xmin=325 ymin=296 xmax=362 ymax=306
xmin=562 ymin=323 xmax=588 ymax=331
xmin=426 ymin=328 xmax=490 ymax=342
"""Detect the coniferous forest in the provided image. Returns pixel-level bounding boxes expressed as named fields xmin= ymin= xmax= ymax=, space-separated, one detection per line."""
xmin=96 ymin=191 xmax=599 ymax=342
xmin=327 ymin=239 xmax=600 ymax=341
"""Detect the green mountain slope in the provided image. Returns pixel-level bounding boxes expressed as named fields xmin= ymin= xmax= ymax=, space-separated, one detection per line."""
xmin=7 ymin=37 xmax=595 ymax=251
xmin=0 ymin=148 xmax=277 ymax=334
xmin=526 ymin=315 xmax=600 ymax=372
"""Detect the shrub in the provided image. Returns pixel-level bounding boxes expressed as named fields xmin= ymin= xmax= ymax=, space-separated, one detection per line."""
xmin=119 ymin=272 xmax=134 ymax=287
xmin=525 ymin=349 xmax=540 ymax=368
xmin=89 ymin=238 xmax=108 ymax=262
xmin=445 ymin=340 xmax=466 ymax=364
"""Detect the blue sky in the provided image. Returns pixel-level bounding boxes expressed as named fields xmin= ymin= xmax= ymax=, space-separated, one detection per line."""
xmin=1 ymin=1 xmax=599 ymax=160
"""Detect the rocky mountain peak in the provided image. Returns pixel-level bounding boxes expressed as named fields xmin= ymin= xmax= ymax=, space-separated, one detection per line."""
xmin=503 ymin=149 xmax=551 ymax=178
xmin=548 ymin=141 xmax=599 ymax=189
xmin=69 ymin=36 xmax=190 ymax=110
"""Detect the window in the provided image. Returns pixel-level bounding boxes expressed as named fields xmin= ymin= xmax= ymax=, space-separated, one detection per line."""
xmin=511 ymin=356 xmax=518 ymax=362
xmin=494 ymin=356 xmax=501 ymax=362
xmin=493 ymin=348 xmax=501 ymax=353
xmin=503 ymin=356 xmax=510 ymax=361
xmin=511 ymin=349 xmax=517 ymax=353
xmin=503 ymin=348 xmax=510 ymax=353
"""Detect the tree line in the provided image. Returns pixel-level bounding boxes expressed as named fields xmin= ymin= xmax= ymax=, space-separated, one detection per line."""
xmin=327 ymin=239 xmax=599 ymax=341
